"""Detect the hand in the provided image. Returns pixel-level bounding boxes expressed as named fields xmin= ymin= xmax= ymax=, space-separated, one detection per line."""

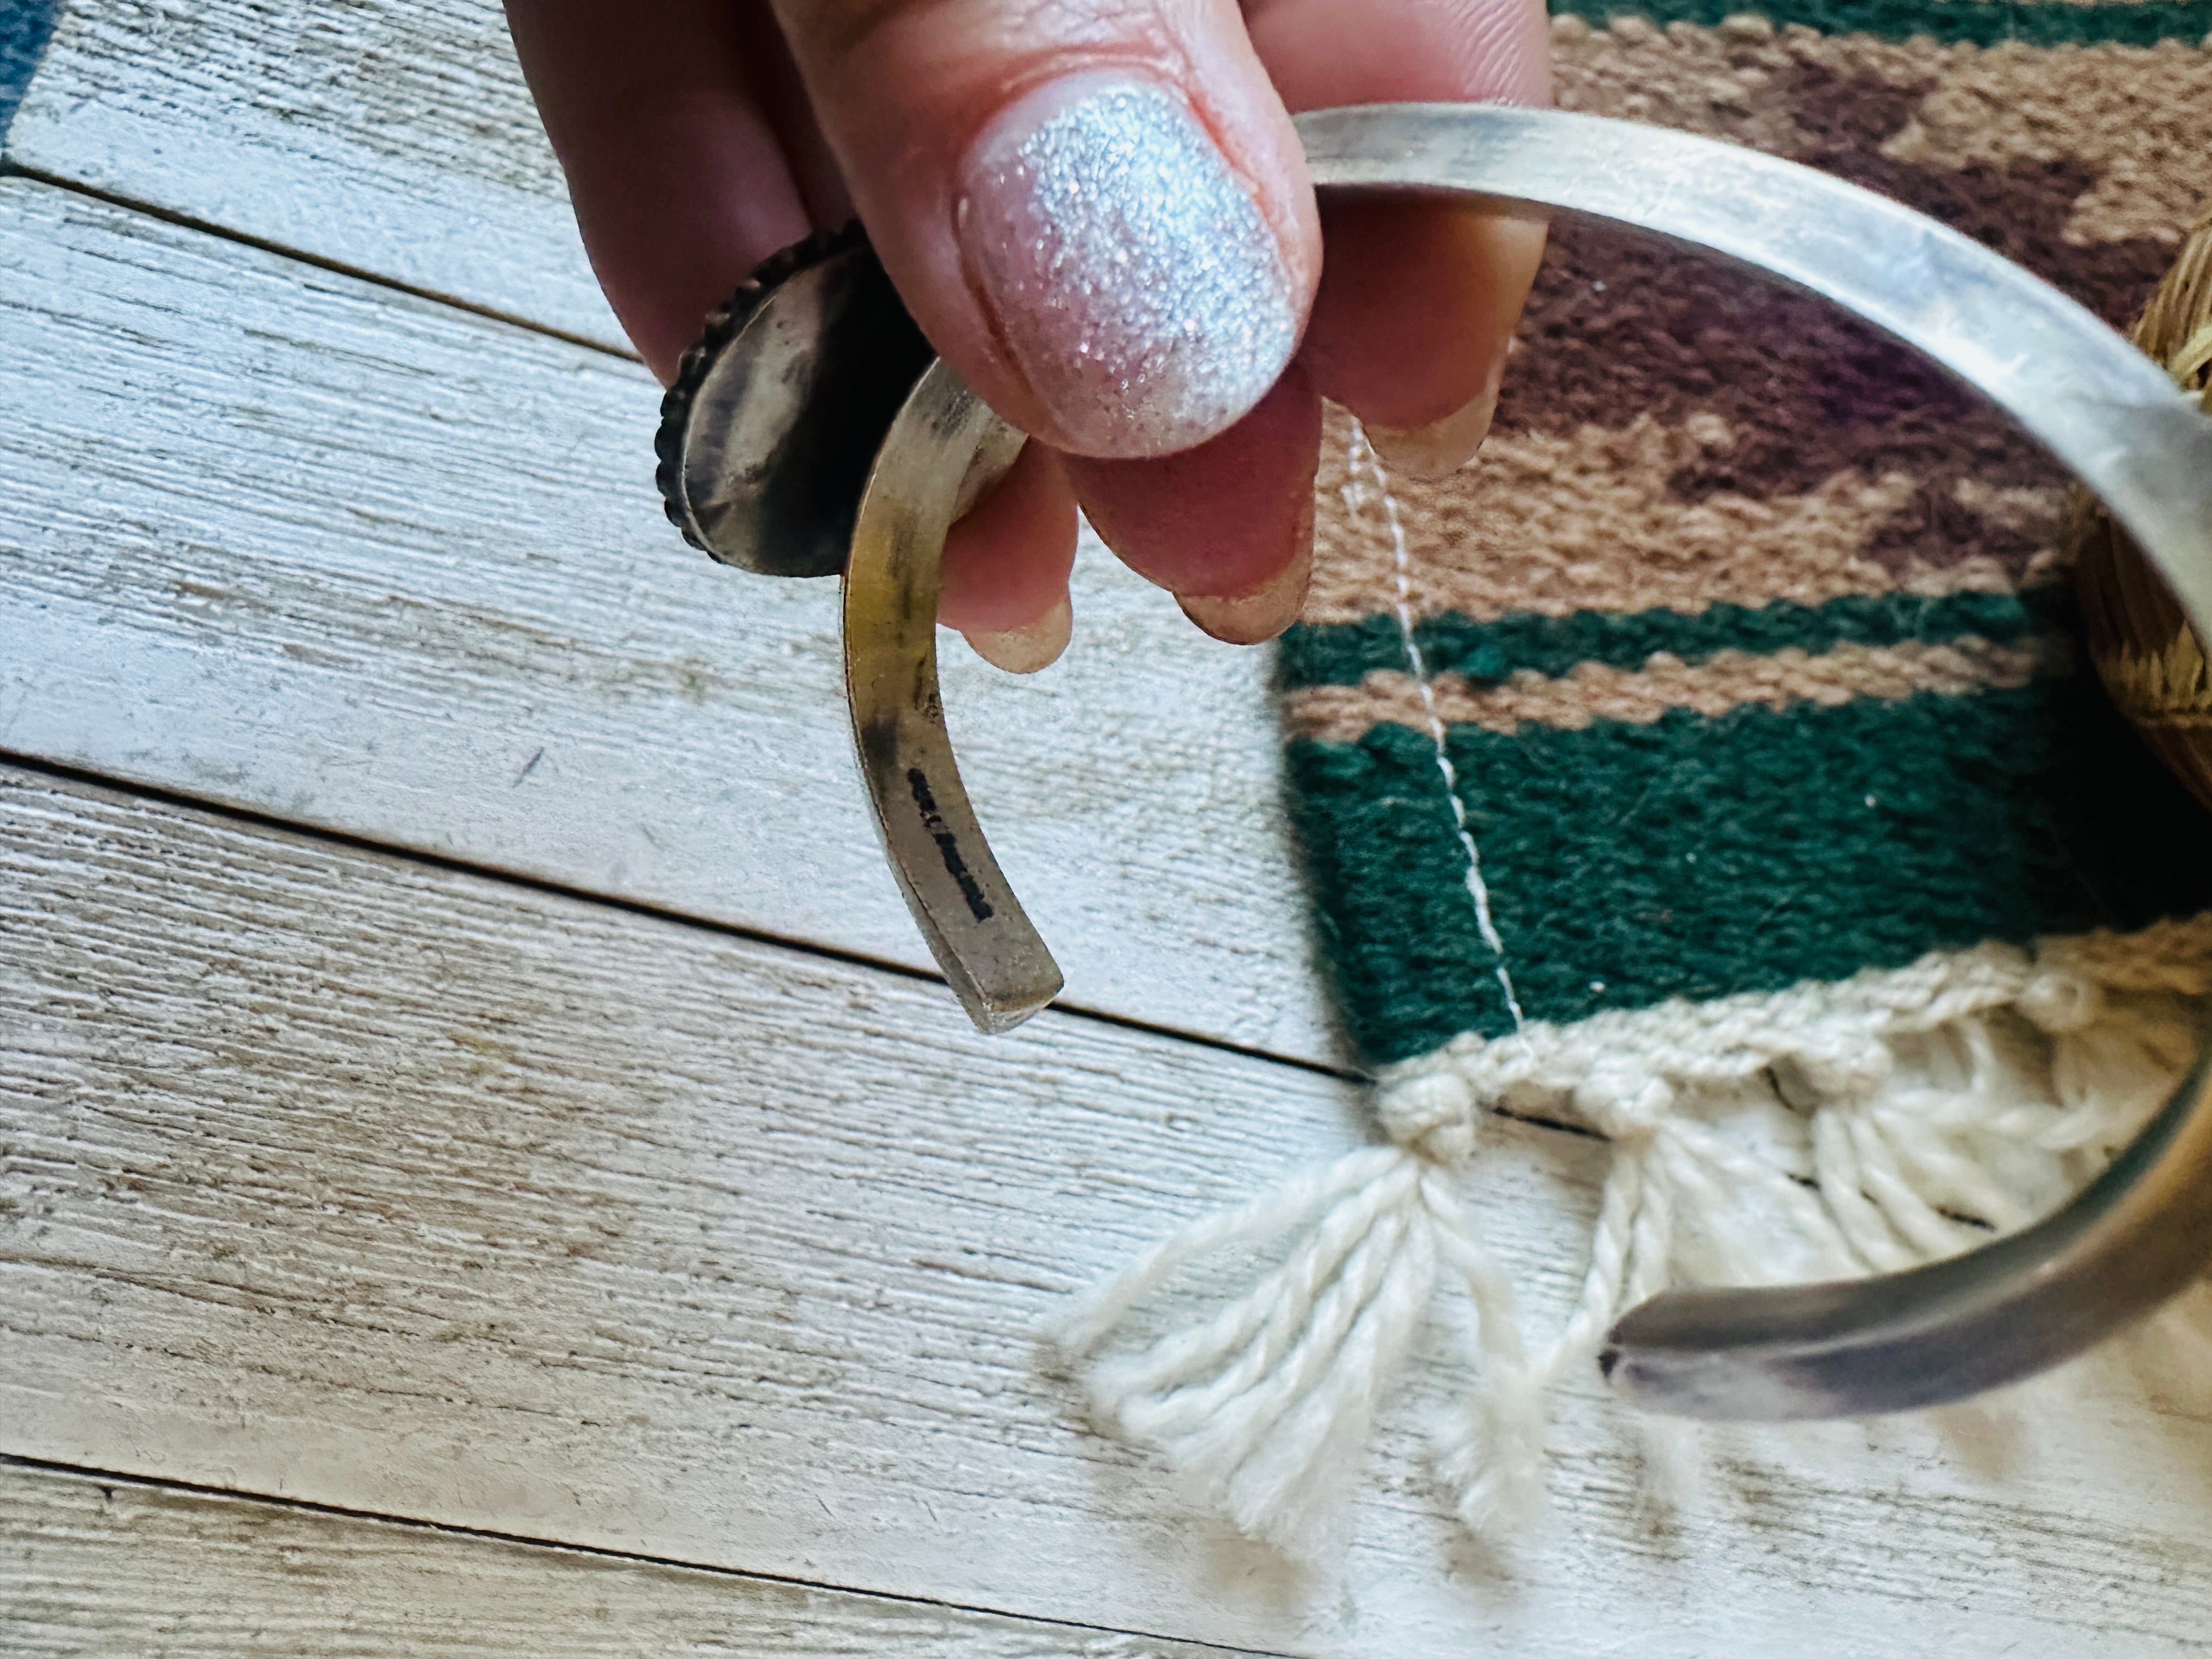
xmin=507 ymin=0 xmax=1549 ymax=671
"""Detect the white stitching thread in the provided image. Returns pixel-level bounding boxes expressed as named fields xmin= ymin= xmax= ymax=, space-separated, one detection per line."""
xmin=1345 ymin=421 xmax=1525 ymax=1031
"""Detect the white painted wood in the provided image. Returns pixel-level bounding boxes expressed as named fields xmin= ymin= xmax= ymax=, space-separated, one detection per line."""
xmin=7 ymin=0 xmax=625 ymax=349
xmin=7 ymin=6 xmax=2210 ymax=1644
xmin=0 ymin=177 xmax=1339 ymax=1064
xmin=7 ymin=763 xmax=2212 ymax=1657
xmin=0 ymin=1462 xmax=1264 ymax=1658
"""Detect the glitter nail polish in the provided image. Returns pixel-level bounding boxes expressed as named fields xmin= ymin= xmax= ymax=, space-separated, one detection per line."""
xmin=957 ymin=75 xmax=1300 ymax=459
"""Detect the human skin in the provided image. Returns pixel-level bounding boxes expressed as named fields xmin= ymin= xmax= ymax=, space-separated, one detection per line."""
xmin=506 ymin=0 xmax=1549 ymax=669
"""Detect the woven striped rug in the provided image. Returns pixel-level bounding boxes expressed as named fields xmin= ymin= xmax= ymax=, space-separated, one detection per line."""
xmin=1064 ymin=1 xmax=2212 ymax=1551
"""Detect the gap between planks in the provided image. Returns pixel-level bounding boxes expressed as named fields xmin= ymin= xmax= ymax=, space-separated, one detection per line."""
xmin=0 ymin=159 xmax=642 ymax=365
xmin=0 ymin=1457 xmax=1286 ymax=1659
xmin=0 ymin=171 xmax=1340 ymax=1062
xmin=0 ymin=743 xmax=1362 ymax=1091
xmin=4 ymin=0 xmax=628 ymax=347
xmin=9 ymin=760 xmax=2212 ymax=1657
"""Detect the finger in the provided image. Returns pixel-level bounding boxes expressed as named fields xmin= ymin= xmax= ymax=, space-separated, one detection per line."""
xmin=941 ymin=442 xmax=1081 ymax=672
xmin=1248 ymin=0 xmax=1551 ymax=479
xmin=1307 ymin=200 xmax=1548 ymax=478
xmin=506 ymin=0 xmax=813 ymax=381
xmin=769 ymin=0 xmax=1319 ymax=460
xmin=727 ymin=6 xmax=855 ymax=228
xmin=1064 ymin=363 xmax=1322 ymax=645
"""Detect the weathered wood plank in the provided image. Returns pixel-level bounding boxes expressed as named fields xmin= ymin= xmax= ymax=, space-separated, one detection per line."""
xmin=0 ymin=1462 xmax=1266 ymax=1658
xmin=5 ymin=761 xmax=2212 ymax=1656
xmin=0 ymin=174 xmax=1337 ymax=1063
xmin=7 ymin=0 xmax=623 ymax=348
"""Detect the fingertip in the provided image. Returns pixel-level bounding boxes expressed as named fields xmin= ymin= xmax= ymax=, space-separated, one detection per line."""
xmin=965 ymin=594 xmax=1074 ymax=674
xmin=1176 ymin=498 xmax=1314 ymax=644
xmin=772 ymin=1 xmax=1319 ymax=461
xmin=1302 ymin=199 xmax=1547 ymax=442
xmin=1244 ymin=0 xmax=1550 ymax=468
xmin=1363 ymin=363 xmax=1504 ymax=481
xmin=939 ymin=439 xmax=1080 ymax=637
xmin=1066 ymin=360 xmax=1322 ymax=623
xmin=956 ymin=71 xmax=1308 ymax=458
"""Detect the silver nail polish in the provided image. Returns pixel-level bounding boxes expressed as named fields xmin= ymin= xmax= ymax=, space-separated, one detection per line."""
xmin=960 ymin=76 xmax=1299 ymax=459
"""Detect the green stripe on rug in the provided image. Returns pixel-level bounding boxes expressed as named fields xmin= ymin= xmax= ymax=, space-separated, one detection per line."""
xmin=1286 ymin=677 xmax=2212 ymax=1063
xmin=1283 ymin=727 xmax=1518 ymax=1062
xmin=1550 ymin=0 xmax=2212 ymax=46
xmin=1278 ymin=586 xmax=2066 ymax=690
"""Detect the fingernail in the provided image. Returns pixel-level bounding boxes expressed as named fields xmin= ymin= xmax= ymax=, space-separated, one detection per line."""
xmin=958 ymin=74 xmax=1300 ymax=460
xmin=963 ymin=595 xmax=1073 ymax=674
xmin=1176 ymin=499 xmax=1314 ymax=645
xmin=1364 ymin=350 xmax=1508 ymax=482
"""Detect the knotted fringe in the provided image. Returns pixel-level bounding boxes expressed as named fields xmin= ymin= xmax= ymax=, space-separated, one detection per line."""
xmin=1056 ymin=916 xmax=2212 ymax=1551
xmin=1054 ymin=1091 xmax=1537 ymax=1554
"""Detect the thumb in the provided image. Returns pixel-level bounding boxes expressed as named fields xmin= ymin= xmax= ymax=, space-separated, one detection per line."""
xmin=770 ymin=0 xmax=1318 ymax=460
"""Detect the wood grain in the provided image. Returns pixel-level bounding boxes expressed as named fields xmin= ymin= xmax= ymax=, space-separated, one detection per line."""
xmin=7 ymin=761 xmax=2212 ymax=1657
xmin=0 ymin=175 xmax=1337 ymax=1063
xmin=7 ymin=0 xmax=624 ymax=349
xmin=0 ymin=1462 xmax=1265 ymax=1658
xmin=10 ymin=16 xmax=2212 ymax=1644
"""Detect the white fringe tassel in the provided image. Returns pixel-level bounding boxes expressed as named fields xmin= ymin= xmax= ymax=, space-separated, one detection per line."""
xmin=1055 ymin=918 xmax=2212 ymax=1551
xmin=1056 ymin=1082 xmax=1536 ymax=1553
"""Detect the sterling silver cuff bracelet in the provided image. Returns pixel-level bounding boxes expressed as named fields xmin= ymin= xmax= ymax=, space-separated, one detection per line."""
xmin=657 ymin=104 xmax=2212 ymax=1425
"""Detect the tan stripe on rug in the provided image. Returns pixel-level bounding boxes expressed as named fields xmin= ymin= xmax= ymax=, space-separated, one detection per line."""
xmin=1283 ymin=634 xmax=2072 ymax=741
